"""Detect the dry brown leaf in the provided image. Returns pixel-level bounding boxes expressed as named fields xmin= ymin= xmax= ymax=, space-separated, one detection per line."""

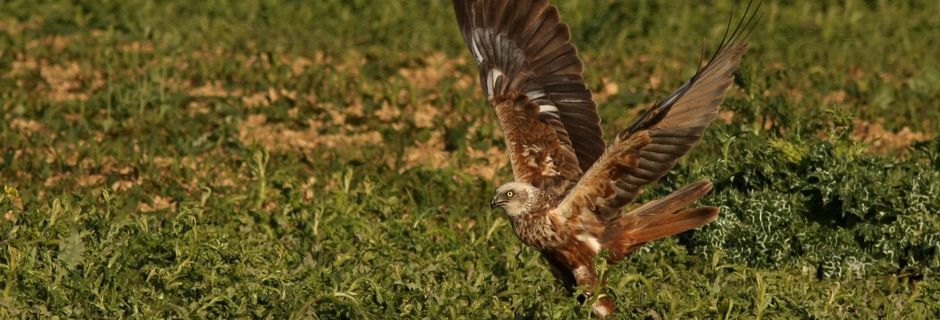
xmin=139 ymin=195 xmax=176 ymax=213
xmin=824 ymin=90 xmax=848 ymax=105
xmin=648 ymin=74 xmax=662 ymax=90
xmin=188 ymin=81 xmax=230 ymax=98
xmin=852 ymin=119 xmax=931 ymax=154
xmin=44 ymin=174 xmax=66 ymax=187
xmin=10 ymin=119 xmax=45 ymax=136
xmin=786 ymin=88 xmax=804 ymax=103
xmin=111 ymin=180 xmax=136 ymax=192
xmin=118 ymin=41 xmax=155 ymax=53
xmin=280 ymin=55 xmax=312 ymax=75
xmin=76 ymin=174 xmax=105 ymax=187
xmin=594 ymin=77 xmax=620 ymax=103
xmin=188 ymin=101 xmax=211 ymax=115
xmin=718 ymin=110 xmax=735 ymax=124
xmin=242 ymin=91 xmax=269 ymax=108
xmin=413 ymin=103 xmax=440 ymax=128
xmin=11 ymin=60 xmax=38 ymax=77
xmin=238 ymin=114 xmax=382 ymax=152
xmin=27 ymin=35 xmax=70 ymax=51
xmin=400 ymin=131 xmax=449 ymax=172
xmin=0 ymin=18 xmax=40 ymax=34
xmin=463 ymin=146 xmax=508 ymax=180
xmin=41 ymin=62 xmax=94 ymax=102
xmin=376 ymin=101 xmax=401 ymax=122
xmin=397 ymin=52 xmax=469 ymax=90
xmin=152 ymin=156 xmax=176 ymax=168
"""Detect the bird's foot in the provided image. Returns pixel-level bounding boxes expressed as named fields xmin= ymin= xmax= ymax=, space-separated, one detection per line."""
xmin=576 ymin=292 xmax=614 ymax=319
xmin=591 ymin=296 xmax=614 ymax=319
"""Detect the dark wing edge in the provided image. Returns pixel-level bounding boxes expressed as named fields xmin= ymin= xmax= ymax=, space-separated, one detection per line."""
xmin=557 ymin=0 xmax=761 ymax=222
xmin=454 ymin=0 xmax=605 ymax=173
xmin=623 ymin=0 xmax=762 ymax=136
xmin=603 ymin=0 xmax=761 ymax=216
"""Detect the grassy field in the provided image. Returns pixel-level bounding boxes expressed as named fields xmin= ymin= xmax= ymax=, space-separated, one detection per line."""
xmin=2 ymin=0 xmax=939 ymax=318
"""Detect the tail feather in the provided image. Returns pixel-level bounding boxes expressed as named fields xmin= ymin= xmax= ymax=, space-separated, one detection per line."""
xmin=602 ymin=181 xmax=719 ymax=263
xmin=621 ymin=207 xmax=719 ymax=245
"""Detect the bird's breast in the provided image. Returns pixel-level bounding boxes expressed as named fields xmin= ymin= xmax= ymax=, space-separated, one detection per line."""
xmin=510 ymin=210 xmax=564 ymax=249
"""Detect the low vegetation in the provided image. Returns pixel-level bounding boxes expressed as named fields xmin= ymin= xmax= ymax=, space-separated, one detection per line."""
xmin=1 ymin=0 xmax=938 ymax=318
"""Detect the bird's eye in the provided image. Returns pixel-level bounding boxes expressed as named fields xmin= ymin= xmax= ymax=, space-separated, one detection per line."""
xmin=506 ymin=191 xmax=514 ymax=198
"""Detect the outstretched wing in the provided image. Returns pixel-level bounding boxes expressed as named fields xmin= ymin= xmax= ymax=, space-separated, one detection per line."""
xmin=454 ymin=0 xmax=605 ymax=194
xmin=558 ymin=0 xmax=760 ymax=222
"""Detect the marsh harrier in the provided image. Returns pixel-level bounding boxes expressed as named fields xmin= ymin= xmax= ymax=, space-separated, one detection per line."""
xmin=454 ymin=0 xmax=759 ymax=317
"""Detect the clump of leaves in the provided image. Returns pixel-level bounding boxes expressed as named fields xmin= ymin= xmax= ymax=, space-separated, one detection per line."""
xmin=689 ymin=115 xmax=940 ymax=279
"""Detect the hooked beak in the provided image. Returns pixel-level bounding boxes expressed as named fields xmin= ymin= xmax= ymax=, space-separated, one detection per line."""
xmin=490 ymin=198 xmax=500 ymax=209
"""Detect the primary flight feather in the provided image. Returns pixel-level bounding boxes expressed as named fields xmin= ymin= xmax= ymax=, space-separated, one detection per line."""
xmin=454 ymin=0 xmax=760 ymax=317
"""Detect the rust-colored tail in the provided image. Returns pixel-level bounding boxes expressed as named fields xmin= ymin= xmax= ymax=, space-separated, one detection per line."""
xmin=601 ymin=181 xmax=719 ymax=263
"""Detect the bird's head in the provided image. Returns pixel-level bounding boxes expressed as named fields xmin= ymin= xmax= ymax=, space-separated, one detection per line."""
xmin=490 ymin=182 xmax=536 ymax=216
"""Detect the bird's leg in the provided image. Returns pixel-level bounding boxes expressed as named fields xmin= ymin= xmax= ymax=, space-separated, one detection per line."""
xmin=572 ymin=264 xmax=614 ymax=319
xmin=572 ymin=264 xmax=597 ymax=295
xmin=541 ymin=251 xmax=577 ymax=292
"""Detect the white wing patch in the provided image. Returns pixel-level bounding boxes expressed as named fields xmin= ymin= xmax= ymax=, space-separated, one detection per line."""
xmin=485 ymin=68 xmax=504 ymax=98
xmin=521 ymin=145 xmax=542 ymax=168
xmin=540 ymin=155 xmax=560 ymax=176
xmin=521 ymin=145 xmax=560 ymax=177
xmin=556 ymin=97 xmax=586 ymax=104
xmin=526 ymin=89 xmax=547 ymax=100
xmin=576 ymin=234 xmax=602 ymax=254
xmin=470 ymin=36 xmax=484 ymax=64
xmin=539 ymin=104 xmax=559 ymax=114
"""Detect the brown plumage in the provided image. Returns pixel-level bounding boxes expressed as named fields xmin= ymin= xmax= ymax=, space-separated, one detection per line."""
xmin=459 ymin=0 xmax=760 ymax=317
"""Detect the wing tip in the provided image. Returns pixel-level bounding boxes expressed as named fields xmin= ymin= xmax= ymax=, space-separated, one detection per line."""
xmin=455 ymin=0 xmax=606 ymax=171
xmin=623 ymin=0 xmax=761 ymax=135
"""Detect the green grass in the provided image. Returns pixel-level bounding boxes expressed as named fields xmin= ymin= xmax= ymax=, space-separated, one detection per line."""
xmin=2 ymin=0 xmax=940 ymax=318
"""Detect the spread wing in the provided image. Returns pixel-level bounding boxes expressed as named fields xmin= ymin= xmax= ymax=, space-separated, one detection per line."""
xmin=558 ymin=0 xmax=761 ymax=222
xmin=454 ymin=0 xmax=605 ymax=194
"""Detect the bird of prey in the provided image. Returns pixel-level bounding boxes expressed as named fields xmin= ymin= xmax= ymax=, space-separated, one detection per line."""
xmin=454 ymin=0 xmax=759 ymax=317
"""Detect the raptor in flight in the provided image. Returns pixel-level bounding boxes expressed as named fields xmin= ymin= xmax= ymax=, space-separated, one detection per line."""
xmin=454 ymin=0 xmax=759 ymax=317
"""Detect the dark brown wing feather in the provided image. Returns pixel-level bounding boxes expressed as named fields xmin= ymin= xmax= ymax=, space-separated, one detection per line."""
xmin=454 ymin=0 xmax=605 ymax=186
xmin=557 ymin=0 xmax=760 ymax=222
